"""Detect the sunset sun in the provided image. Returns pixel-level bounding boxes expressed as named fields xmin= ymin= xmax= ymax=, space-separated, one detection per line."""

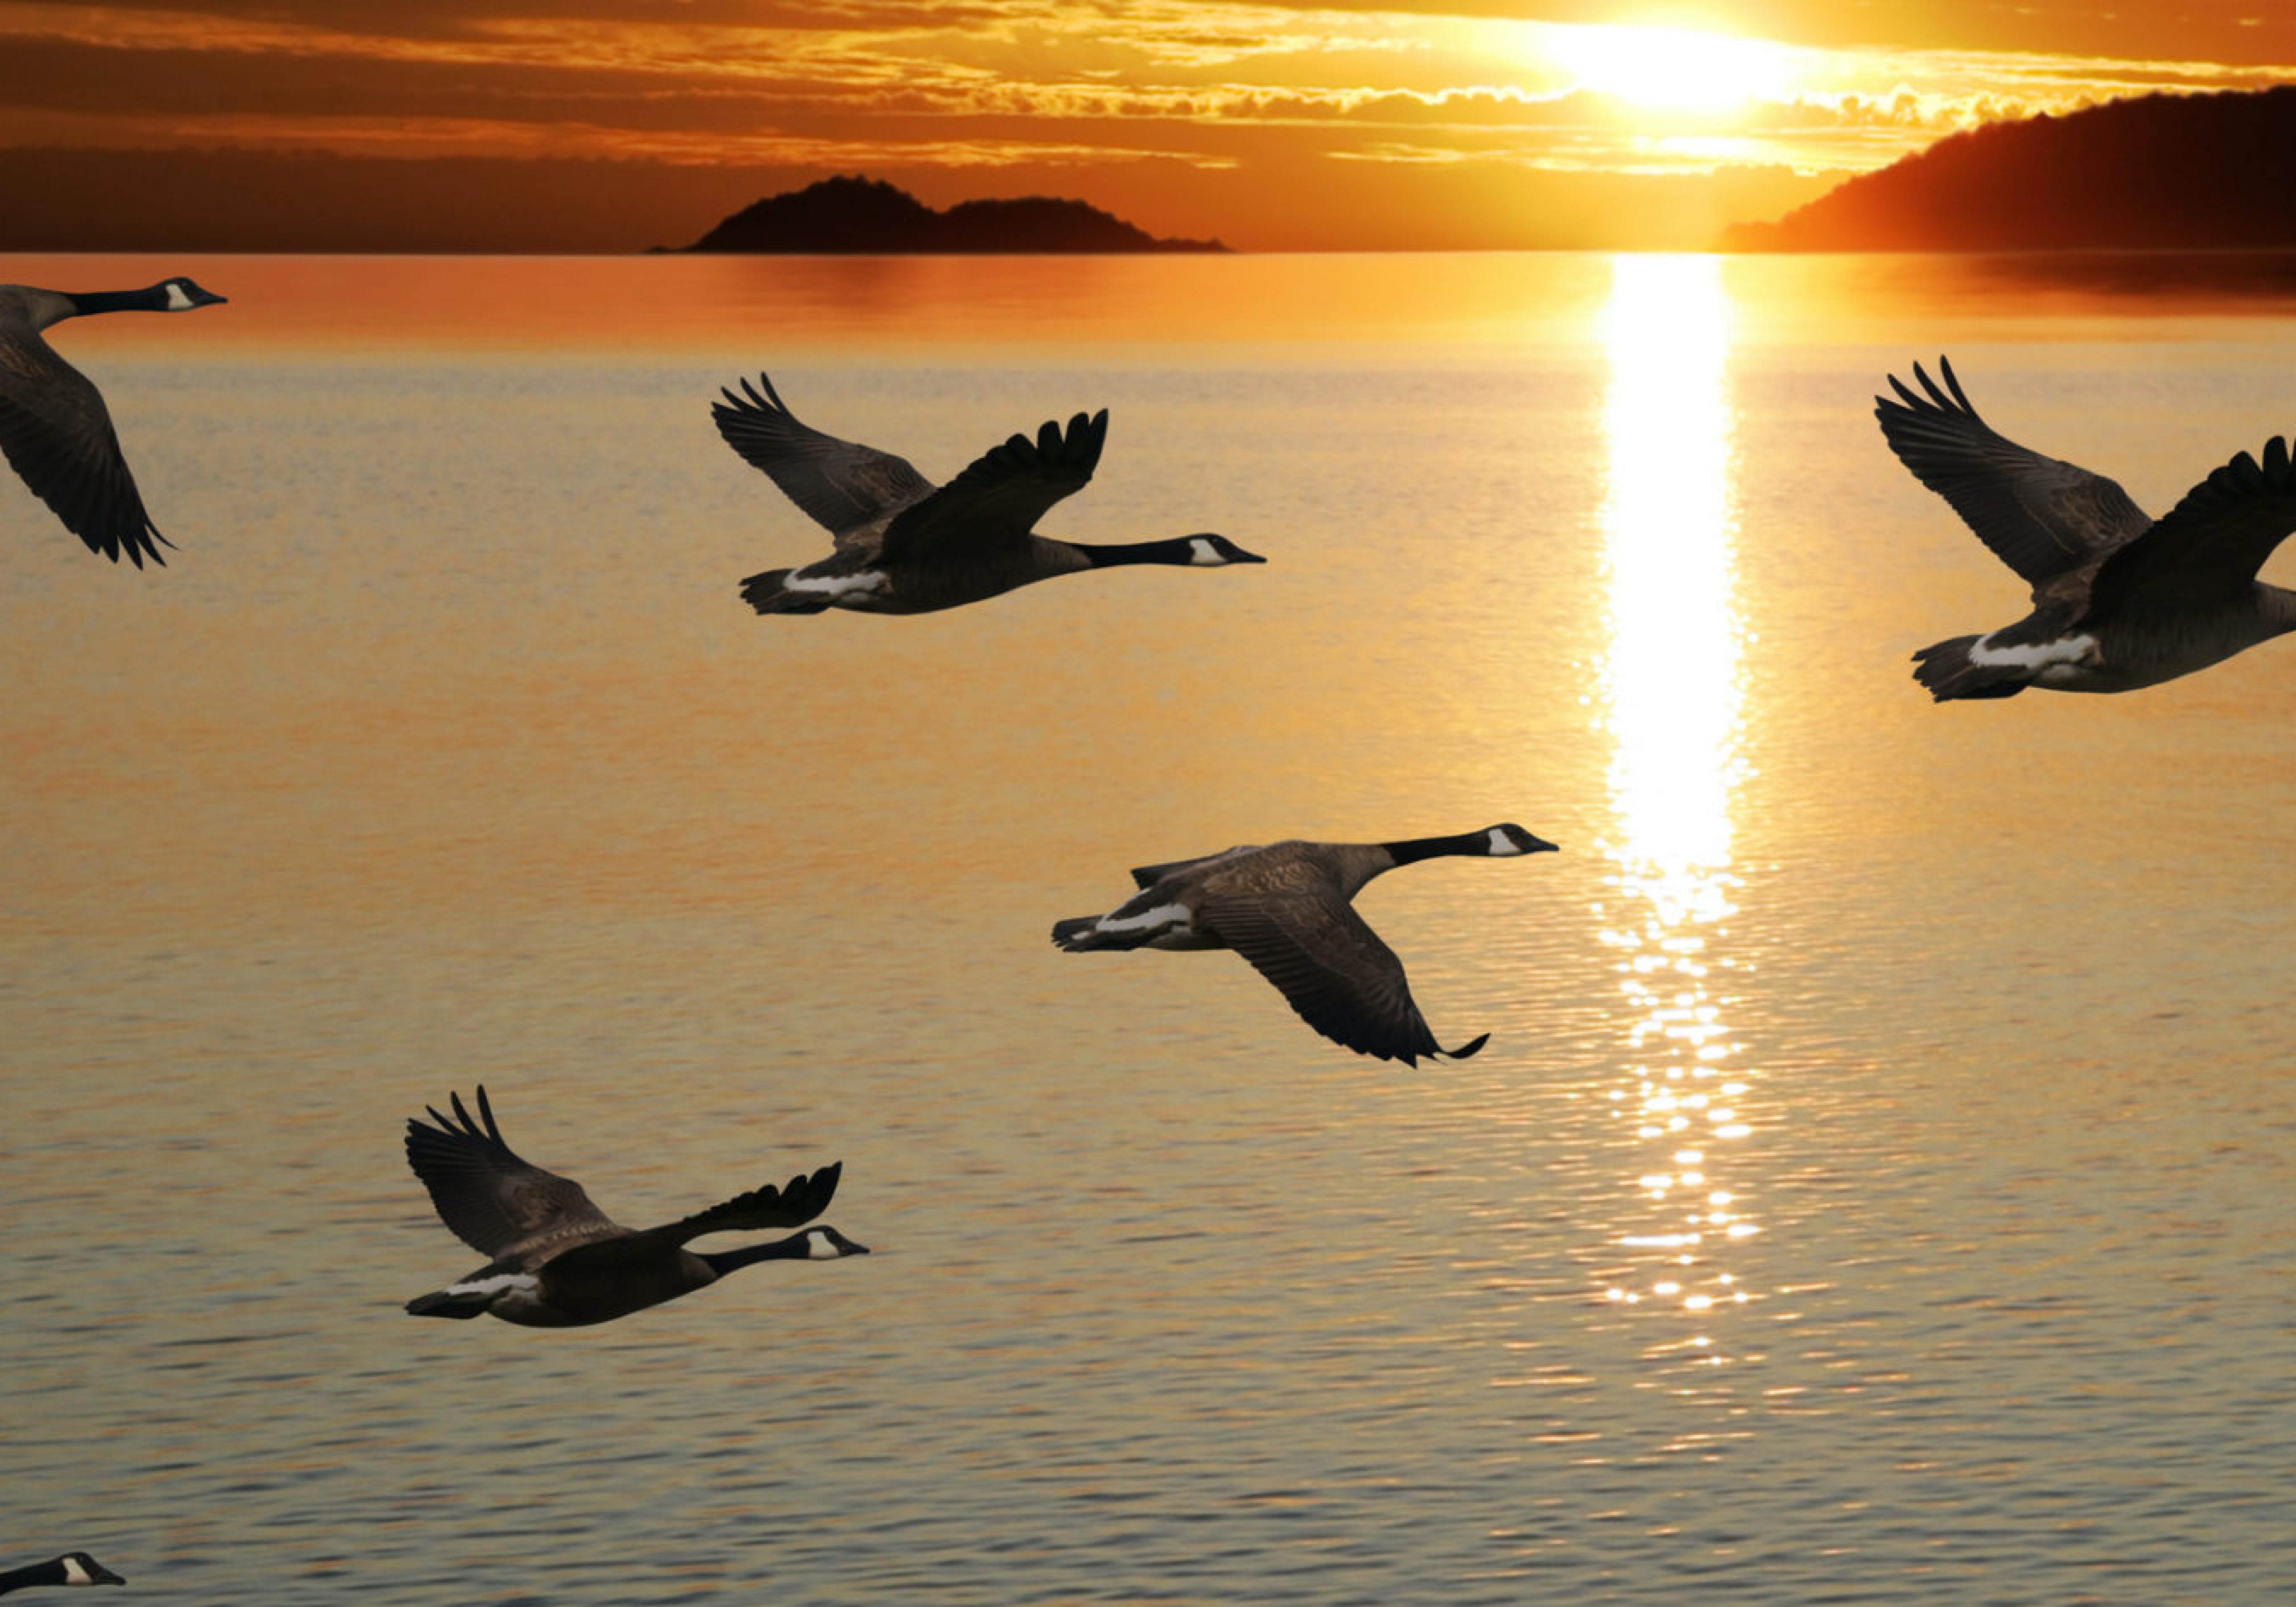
xmin=1545 ymin=22 xmax=1798 ymax=114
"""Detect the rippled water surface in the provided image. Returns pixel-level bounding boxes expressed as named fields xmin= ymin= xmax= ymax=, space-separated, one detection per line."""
xmin=6 ymin=251 xmax=2296 ymax=1603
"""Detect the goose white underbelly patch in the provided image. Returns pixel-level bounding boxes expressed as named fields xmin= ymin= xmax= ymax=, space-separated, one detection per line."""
xmin=1968 ymin=631 xmax=2097 ymax=672
xmin=446 ymin=1272 xmax=539 ymax=1300
xmin=1095 ymin=901 xmax=1193 ymax=937
xmin=786 ymin=568 xmax=889 ymax=599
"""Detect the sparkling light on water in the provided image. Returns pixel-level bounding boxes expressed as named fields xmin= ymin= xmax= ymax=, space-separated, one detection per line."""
xmin=1592 ymin=254 xmax=1758 ymax=1347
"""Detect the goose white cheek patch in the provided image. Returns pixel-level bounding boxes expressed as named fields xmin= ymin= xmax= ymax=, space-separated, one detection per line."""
xmin=1188 ymin=538 xmax=1223 ymax=566
xmin=1486 ymin=828 xmax=1522 ymax=855
xmin=60 ymin=1558 xmax=95 ymax=1586
xmin=163 ymin=281 xmax=195 ymax=311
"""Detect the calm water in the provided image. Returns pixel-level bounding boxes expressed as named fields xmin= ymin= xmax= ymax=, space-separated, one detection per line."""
xmin=6 ymin=251 xmax=2296 ymax=1604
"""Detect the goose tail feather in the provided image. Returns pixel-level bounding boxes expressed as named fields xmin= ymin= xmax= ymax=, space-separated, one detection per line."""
xmin=1911 ymin=635 xmax=2028 ymax=702
xmin=1052 ymin=915 xmax=1130 ymax=952
xmin=405 ymin=1288 xmax=493 ymax=1320
xmin=739 ymin=568 xmax=833 ymax=615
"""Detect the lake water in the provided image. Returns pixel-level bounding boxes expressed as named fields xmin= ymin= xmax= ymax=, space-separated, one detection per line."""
xmin=6 ymin=249 xmax=2296 ymax=1604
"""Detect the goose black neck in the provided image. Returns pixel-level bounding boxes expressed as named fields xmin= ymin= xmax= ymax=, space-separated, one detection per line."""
xmin=698 ymin=1232 xmax=813 ymax=1275
xmin=64 ymin=285 xmax=170 ymax=316
xmin=1382 ymin=830 xmax=1497 ymax=867
xmin=0 ymin=1561 xmax=68 ymax=1595
xmin=1074 ymin=537 xmax=1199 ymax=568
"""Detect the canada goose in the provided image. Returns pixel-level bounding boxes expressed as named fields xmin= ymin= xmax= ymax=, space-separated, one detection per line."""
xmin=402 ymin=1087 xmax=867 ymax=1327
xmin=712 ymin=372 xmax=1265 ymax=614
xmin=1053 ymin=825 xmax=1558 ymax=1066
xmin=0 ymin=1554 xmax=124 ymax=1593
xmin=0 ymin=277 xmax=227 ymax=566
xmin=1878 ymin=355 xmax=2296 ymax=699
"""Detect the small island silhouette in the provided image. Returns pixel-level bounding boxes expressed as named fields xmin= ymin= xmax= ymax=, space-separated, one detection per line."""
xmin=682 ymin=175 xmax=1227 ymax=254
xmin=1725 ymin=85 xmax=2296 ymax=252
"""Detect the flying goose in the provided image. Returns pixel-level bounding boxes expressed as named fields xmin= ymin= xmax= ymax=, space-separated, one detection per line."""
xmin=0 ymin=277 xmax=227 ymax=566
xmin=1053 ymin=825 xmax=1558 ymax=1066
xmin=1877 ymin=355 xmax=2296 ymax=699
xmin=402 ymin=1087 xmax=867 ymax=1327
xmin=712 ymin=372 xmax=1264 ymax=614
xmin=0 ymin=1554 xmax=124 ymax=1594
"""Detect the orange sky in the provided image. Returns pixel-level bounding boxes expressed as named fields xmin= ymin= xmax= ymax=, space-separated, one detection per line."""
xmin=4 ymin=1 xmax=2295 ymax=250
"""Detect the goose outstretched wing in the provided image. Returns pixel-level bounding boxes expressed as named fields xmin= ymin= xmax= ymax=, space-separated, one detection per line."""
xmin=1127 ymin=844 xmax=1255 ymax=891
xmin=1875 ymin=356 xmax=2150 ymax=586
xmin=877 ymin=409 xmax=1108 ymax=564
xmin=0 ymin=333 xmax=168 ymax=567
xmin=403 ymin=1087 xmax=625 ymax=1264
xmin=612 ymin=1162 xmax=842 ymax=1254
xmin=711 ymin=373 xmax=937 ymax=543
xmin=1199 ymin=889 xmax=1484 ymax=1068
xmin=2091 ymin=433 xmax=2296 ymax=613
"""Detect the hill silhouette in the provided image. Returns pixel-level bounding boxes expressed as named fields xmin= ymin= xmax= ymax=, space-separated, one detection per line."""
xmin=685 ymin=175 xmax=1227 ymax=254
xmin=1725 ymin=86 xmax=2296 ymax=251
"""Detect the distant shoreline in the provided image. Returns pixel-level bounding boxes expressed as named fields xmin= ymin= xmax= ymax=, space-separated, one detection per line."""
xmin=1725 ymin=87 xmax=2296 ymax=253
xmin=677 ymin=174 xmax=1228 ymax=256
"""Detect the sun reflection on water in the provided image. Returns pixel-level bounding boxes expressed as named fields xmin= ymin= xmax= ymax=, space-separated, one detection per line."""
xmin=1592 ymin=254 xmax=1756 ymax=1353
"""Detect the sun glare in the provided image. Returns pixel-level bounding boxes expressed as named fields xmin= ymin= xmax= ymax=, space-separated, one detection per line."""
xmin=1546 ymin=23 xmax=1795 ymax=114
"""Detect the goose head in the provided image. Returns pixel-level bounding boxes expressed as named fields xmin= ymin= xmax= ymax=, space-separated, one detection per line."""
xmin=802 ymin=1226 xmax=871 ymax=1260
xmin=158 ymin=278 xmax=228 ymax=312
xmin=1182 ymin=534 xmax=1266 ymax=567
xmin=1479 ymin=824 xmax=1559 ymax=857
xmin=59 ymin=1555 xmax=125 ymax=1588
